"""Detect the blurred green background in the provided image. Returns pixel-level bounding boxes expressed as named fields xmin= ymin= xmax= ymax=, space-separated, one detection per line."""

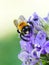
xmin=0 ymin=32 xmax=22 ymax=65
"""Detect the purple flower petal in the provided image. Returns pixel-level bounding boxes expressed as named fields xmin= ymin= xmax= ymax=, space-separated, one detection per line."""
xmin=44 ymin=41 xmax=49 ymax=53
xmin=28 ymin=12 xmax=38 ymax=22
xmin=18 ymin=51 xmax=28 ymax=62
xmin=33 ymin=12 xmax=38 ymax=17
xmin=20 ymin=40 xmax=33 ymax=53
xmin=44 ymin=13 xmax=49 ymax=22
xmin=44 ymin=17 xmax=48 ymax=21
xmin=30 ymin=48 xmax=41 ymax=58
xmin=35 ymin=31 xmax=46 ymax=47
xmin=18 ymin=51 xmax=39 ymax=65
xmin=28 ymin=13 xmax=44 ymax=31
xmin=41 ymin=49 xmax=46 ymax=54
xmin=30 ymin=34 xmax=35 ymax=45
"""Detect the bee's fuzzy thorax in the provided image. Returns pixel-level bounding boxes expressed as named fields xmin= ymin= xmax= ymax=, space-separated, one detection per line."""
xmin=18 ymin=22 xmax=28 ymax=31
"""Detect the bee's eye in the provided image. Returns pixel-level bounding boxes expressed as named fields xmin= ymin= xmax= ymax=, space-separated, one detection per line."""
xmin=27 ymin=22 xmax=34 ymax=28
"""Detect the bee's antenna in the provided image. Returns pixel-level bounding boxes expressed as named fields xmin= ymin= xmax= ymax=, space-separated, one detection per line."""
xmin=27 ymin=21 xmax=34 ymax=28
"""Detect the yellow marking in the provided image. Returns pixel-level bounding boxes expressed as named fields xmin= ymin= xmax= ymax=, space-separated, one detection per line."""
xmin=18 ymin=22 xmax=28 ymax=31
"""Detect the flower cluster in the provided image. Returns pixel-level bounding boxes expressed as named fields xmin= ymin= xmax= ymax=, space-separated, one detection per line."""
xmin=18 ymin=13 xmax=49 ymax=65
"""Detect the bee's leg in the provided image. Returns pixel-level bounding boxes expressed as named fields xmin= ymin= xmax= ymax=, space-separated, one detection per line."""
xmin=27 ymin=21 xmax=34 ymax=27
xmin=20 ymin=33 xmax=29 ymax=42
xmin=17 ymin=30 xmax=20 ymax=33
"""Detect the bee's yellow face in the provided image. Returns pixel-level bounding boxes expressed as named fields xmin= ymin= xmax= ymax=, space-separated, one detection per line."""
xmin=18 ymin=22 xmax=28 ymax=31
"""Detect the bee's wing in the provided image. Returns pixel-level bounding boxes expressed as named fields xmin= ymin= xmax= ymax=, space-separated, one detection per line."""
xmin=13 ymin=19 xmax=18 ymax=27
xmin=19 ymin=15 xmax=27 ymax=22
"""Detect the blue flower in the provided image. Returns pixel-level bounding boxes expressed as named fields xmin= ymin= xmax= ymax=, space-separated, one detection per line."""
xmin=18 ymin=51 xmax=40 ymax=65
xmin=28 ymin=12 xmax=43 ymax=31
xmin=28 ymin=12 xmax=38 ymax=22
xmin=34 ymin=31 xmax=46 ymax=47
xmin=34 ymin=31 xmax=49 ymax=54
xmin=17 ymin=14 xmax=49 ymax=65
xmin=44 ymin=41 xmax=49 ymax=53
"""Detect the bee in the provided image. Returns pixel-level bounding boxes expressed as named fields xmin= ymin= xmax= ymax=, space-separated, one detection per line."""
xmin=13 ymin=15 xmax=34 ymax=41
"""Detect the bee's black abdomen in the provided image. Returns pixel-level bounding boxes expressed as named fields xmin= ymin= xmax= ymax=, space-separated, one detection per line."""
xmin=20 ymin=33 xmax=29 ymax=42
